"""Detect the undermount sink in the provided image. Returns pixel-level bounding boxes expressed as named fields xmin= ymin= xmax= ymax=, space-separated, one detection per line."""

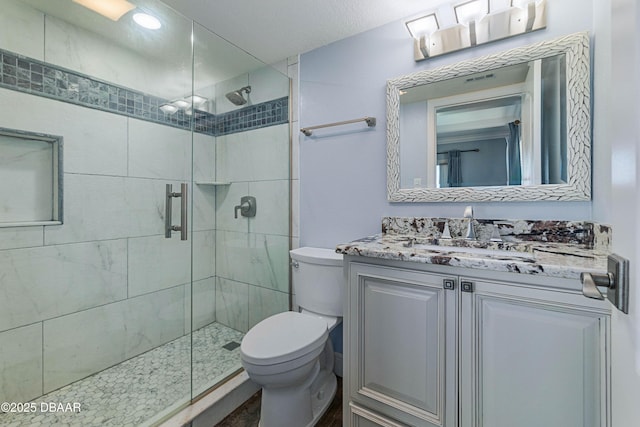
xmin=411 ymin=243 xmax=534 ymax=259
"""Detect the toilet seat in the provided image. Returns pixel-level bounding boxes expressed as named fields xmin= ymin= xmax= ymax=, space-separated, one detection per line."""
xmin=241 ymin=312 xmax=328 ymax=366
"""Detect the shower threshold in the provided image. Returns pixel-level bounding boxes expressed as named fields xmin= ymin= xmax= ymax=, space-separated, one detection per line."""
xmin=0 ymin=322 xmax=245 ymax=427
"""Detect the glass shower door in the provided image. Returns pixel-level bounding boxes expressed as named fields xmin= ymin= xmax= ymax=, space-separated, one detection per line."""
xmin=0 ymin=0 xmax=196 ymax=425
xmin=190 ymin=21 xmax=292 ymax=399
xmin=0 ymin=0 xmax=291 ymax=425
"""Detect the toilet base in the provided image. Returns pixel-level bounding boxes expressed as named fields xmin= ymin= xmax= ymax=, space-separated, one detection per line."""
xmin=258 ymin=370 xmax=337 ymax=427
xmin=309 ymin=371 xmax=337 ymax=426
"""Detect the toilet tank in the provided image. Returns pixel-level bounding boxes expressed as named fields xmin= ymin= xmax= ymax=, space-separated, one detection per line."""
xmin=290 ymin=247 xmax=344 ymax=317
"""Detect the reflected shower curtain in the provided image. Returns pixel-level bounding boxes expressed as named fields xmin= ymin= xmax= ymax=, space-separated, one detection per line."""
xmin=541 ymin=55 xmax=566 ymax=184
xmin=507 ymin=121 xmax=522 ymax=185
xmin=448 ymin=150 xmax=462 ymax=187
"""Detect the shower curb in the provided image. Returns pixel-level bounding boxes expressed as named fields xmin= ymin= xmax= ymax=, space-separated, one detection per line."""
xmin=158 ymin=371 xmax=259 ymax=427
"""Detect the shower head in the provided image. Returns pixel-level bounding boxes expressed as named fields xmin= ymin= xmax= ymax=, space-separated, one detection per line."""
xmin=225 ymin=86 xmax=251 ymax=106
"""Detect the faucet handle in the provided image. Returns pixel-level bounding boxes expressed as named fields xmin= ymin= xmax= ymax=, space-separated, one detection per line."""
xmin=441 ymin=221 xmax=452 ymax=239
xmin=464 ymin=206 xmax=475 ymax=240
xmin=490 ymin=224 xmax=502 ymax=242
xmin=463 ymin=205 xmax=474 ymax=219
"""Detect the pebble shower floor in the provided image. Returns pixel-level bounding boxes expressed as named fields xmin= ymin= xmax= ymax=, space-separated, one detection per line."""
xmin=0 ymin=323 xmax=245 ymax=427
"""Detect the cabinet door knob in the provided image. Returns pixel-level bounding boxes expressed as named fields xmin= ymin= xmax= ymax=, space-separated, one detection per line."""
xmin=461 ymin=281 xmax=474 ymax=293
xmin=580 ymin=253 xmax=629 ymax=314
xmin=443 ymin=278 xmax=455 ymax=290
xmin=580 ymin=272 xmax=609 ymax=300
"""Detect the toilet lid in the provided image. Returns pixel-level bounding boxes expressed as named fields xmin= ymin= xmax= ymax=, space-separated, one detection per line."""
xmin=241 ymin=312 xmax=328 ymax=366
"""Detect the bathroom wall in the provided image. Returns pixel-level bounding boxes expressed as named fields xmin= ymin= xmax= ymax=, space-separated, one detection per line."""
xmin=0 ymin=0 xmax=214 ymax=403
xmin=596 ymin=0 xmax=640 ymax=423
xmin=298 ymin=0 xmax=598 ymax=248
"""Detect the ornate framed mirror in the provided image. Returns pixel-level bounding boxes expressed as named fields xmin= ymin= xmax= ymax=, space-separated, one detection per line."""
xmin=387 ymin=32 xmax=590 ymax=202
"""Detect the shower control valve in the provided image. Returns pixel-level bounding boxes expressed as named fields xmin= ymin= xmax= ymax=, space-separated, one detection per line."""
xmin=234 ymin=196 xmax=257 ymax=218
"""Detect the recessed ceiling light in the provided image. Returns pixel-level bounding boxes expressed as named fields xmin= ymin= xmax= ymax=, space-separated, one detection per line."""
xmin=133 ymin=12 xmax=161 ymax=30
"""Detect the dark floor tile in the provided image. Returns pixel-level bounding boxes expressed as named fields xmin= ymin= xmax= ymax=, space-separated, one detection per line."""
xmin=215 ymin=390 xmax=261 ymax=427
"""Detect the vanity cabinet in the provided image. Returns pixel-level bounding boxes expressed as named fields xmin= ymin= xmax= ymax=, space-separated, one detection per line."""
xmin=344 ymin=257 xmax=611 ymax=427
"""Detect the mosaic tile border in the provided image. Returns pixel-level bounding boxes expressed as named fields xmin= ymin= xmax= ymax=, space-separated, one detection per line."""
xmin=215 ymin=96 xmax=289 ymax=136
xmin=0 ymin=48 xmax=288 ymax=137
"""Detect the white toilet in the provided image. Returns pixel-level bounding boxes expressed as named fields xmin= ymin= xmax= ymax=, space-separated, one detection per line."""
xmin=240 ymin=247 xmax=344 ymax=427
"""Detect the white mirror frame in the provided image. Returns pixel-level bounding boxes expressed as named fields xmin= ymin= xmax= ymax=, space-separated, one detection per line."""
xmin=387 ymin=32 xmax=591 ymax=202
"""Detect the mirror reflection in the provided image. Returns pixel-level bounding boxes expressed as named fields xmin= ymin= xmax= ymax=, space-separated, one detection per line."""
xmin=399 ymin=54 xmax=566 ymax=189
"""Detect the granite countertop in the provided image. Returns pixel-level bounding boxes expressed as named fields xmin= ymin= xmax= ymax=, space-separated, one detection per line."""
xmin=336 ymin=217 xmax=611 ymax=280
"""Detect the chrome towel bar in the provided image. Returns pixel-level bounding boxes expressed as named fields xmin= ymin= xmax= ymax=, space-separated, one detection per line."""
xmin=300 ymin=116 xmax=376 ymax=136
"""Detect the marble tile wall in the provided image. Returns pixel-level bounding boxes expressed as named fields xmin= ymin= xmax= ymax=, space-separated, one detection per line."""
xmin=0 ymin=47 xmax=288 ymax=137
xmin=42 ymin=286 xmax=186 ymax=393
xmin=0 ymin=0 xmax=45 ymax=61
xmin=0 ymin=240 xmax=128 ymax=332
xmin=189 ymin=278 xmax=217 ymax=332
xmin=0 ymin=133 xmax=55 ymax=222
xmin=214 ymin=122 xmax=290 ymax=332
xmin=209 ymin=61 xmax=292 ymax=333
xmin=0 ymin=324 xmax=43 ymax=402
xmin=42 ymin=13 xmax=193 ymax=101
xmin=0 ymin=0 xmax=288 ymax=138
xmin=0 ymin=86 xmax=217 ymax=403
xmin=0 ymin=33 xmax=217 ymax=408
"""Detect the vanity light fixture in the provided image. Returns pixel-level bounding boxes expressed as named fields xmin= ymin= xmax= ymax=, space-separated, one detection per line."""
xmin=453 ymin=0 xmax=489 ymax=47
xmin=454 ymin=0 xmax=489 ymax=25
xmin=511 ymin=0 xmax=543 ymax=7
xmin=72 ymin=0 xmax=135 ymax=21
xmin=405 ymin=13 xmax=439 ymax=39
xmin=133 ymin=12 xmax=162 ymax=30
xmin=409 ymin=0 xmax=546 ymax=61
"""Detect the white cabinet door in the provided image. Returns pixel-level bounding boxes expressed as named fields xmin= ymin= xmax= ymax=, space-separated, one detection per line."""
xmin=460 ymin=279 xmax=610 ymax=427
xmin=347 ymin=263 xmax=457 ymax=427
xmin=349 ymin=403 xmax=409 ymax=427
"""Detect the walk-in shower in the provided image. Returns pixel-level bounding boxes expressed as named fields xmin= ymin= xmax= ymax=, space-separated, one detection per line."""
xmin=0 ymin=0 xmax=290 ymax=425
xmin=225 ymin=85 xmax=252 ymax=105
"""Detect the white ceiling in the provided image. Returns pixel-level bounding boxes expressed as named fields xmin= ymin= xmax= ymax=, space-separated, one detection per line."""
xmin=160 ymin=0 xmax=452 ymax=65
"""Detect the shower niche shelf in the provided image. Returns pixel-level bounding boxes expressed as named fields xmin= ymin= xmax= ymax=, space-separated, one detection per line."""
xmin=0 ymin=127 xmax=63 ymax=227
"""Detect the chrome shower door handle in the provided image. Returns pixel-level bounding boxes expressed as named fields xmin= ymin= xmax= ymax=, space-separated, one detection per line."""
xmin=179 ymin=183 xmax=187 ymax=241
xmin=165 ymin=183 xmax=188 ymax=241
xmin=165 ymin=184 xmax=173 ymax=238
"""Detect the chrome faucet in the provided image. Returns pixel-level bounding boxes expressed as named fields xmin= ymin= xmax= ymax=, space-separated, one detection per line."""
xmin=464 ymin=206 xmax=476 ymax=240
